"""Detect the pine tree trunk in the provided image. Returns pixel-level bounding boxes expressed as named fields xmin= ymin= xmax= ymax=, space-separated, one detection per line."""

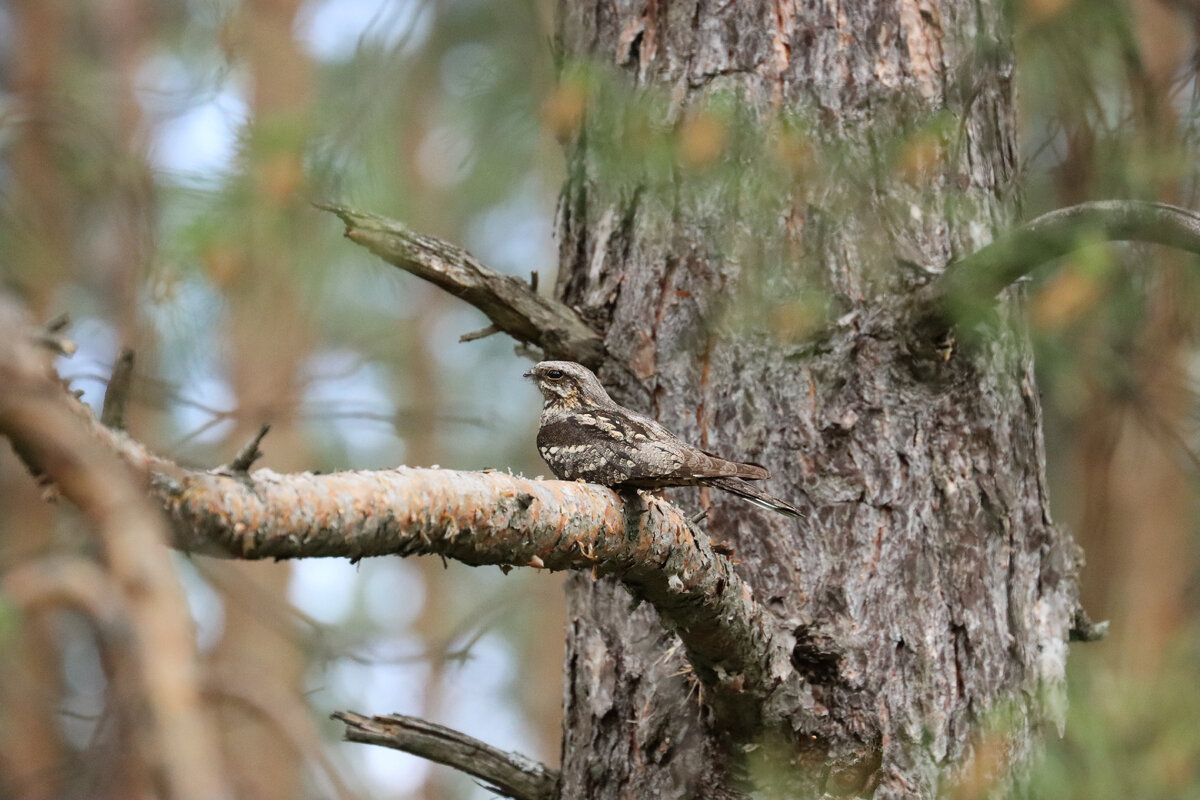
xmin=552 ymin=1 xmax=1081 ymax=797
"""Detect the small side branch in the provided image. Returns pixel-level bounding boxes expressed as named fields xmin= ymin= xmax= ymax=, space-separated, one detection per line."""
xmin=224 ymin=423 xmax=270 ymax=473
xmin=1069 ymin=606 xmax=1110 ymax=643
xmin=101 ymin=348 xmax=135 ymax=430
xmin=317 ymin=202 xmax=606 ymax=367
xmin=926 ymin=200 xmax=1200 ymax=320
xmin=459 ymin=323 xmax=501 ymax=343
xmin=333 ymin=711 xmax=557 ymax=800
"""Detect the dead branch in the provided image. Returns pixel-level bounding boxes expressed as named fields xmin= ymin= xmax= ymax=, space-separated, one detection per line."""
xmin=0 ymin=300 xmax=231 ymax=800
xmin=100 ymin=348 xmax=136 ymax=430
xmin=316 ymin=202 xmax=606 ymax=367
xmin=35 ymin=312 xmax=77 ymax=356
xmin=224 ymin=423 xmax=271 ymax=473
xmin=2 ymin=302 xmax=808 ymax=738
xmin=128 ymin=444 xmax=798 ymax=730
xmin=333 ymin=711 xmax=557 ymax=800
xmin=926 ymin=200 xmax=1200 ymax=322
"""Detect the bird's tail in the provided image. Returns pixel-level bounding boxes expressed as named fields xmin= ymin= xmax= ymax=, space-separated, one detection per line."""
xmin=705 ymin=477 xmax=804 ymax=519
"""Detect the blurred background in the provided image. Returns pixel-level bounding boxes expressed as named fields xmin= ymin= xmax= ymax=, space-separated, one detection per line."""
xmin=0 ymin=0 xmax=1197 ymax=798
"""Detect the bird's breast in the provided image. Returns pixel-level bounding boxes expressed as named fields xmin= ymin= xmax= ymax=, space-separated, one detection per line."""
xmin=536 ymin=414 xmax=637 ymax=485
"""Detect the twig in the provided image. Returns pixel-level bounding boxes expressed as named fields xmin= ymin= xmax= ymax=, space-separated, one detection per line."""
xmin=333 ymin=711 xmax=557 ymax=800
xmin=459 ymin=323 xmax=501 ymax=343
xmin=42 ymin=312 xmax=71 ymax=333
xmin=35 ymin=312 xmax=77 ymax=357
xmin=316 ymin=202 xmax=605 ymax=367
xmin=225 ymin=424 xmax=271 ymax=473
xmin=0 ymin=299 xmax=231 ymax=800
xmin=1068 ymin=606 xmax=1110 ymax=643
xmin=100 ymin=348 xmax=136 ymax=430
xmin=925 ymin=200 xmax=1200 ymax=323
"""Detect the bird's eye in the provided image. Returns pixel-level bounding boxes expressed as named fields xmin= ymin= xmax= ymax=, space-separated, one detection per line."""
xmin=546 ymin=369 xmax=564 ymax=380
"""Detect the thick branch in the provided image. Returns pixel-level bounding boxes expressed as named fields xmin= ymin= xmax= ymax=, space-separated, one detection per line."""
xmin=7 ymin=363 xmax=801 ymax=734
xmin=927 ymin=200 xmax=1200 ymax=319
xmin=124 ymin=439 xmax=797 ymax=728
xmin=317 ymin=202 xmax=606 ymax=367
xmin=2 ymin=307 xmax=804 ymax=735
xmin=333 ymin=711 xmax=557 ymax=800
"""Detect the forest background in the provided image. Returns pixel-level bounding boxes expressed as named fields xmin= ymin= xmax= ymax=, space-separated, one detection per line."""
xmin=1 ymin=1 xmax=1198 ymax=798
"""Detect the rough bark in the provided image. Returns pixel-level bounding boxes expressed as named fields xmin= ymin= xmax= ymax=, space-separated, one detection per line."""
xmin=553 ymin=1 xmax=1080 ymax=797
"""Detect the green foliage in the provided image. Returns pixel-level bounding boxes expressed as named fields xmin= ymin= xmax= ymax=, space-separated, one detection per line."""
xmin=1020 ymin=641 xmax=1200 ymax=799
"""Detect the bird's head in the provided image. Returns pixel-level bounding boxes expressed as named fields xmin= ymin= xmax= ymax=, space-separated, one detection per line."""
xmin=523 ymin=361 xmax=613 ymax=409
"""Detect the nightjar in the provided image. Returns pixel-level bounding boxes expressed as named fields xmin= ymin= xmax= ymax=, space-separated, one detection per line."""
xmin=524 ymin=360 xmax=802 ymax=518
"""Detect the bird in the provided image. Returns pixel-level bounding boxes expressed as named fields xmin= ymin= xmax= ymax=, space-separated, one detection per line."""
xmin=524 ymin=360 xmax=802 ymax=518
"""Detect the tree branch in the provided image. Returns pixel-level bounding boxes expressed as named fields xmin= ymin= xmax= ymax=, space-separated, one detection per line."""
xmin=2 ymin=297 xmax=808 ymax=737
xmin=113 ymin=431 xmax=799 ymax=729
xmin=926 ymin=200 xmax=1200 ymax=321
xmin=317 ymin=202 xmax=606 ymax=367
xmin=333 ymin=711 xmax=557 ymax=800
xmin=3 ymin=328 xmax=802 ymax=734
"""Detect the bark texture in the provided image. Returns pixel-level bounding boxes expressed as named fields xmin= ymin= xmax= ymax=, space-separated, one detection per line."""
xmin=553 ymin=1 xmax=1081 ymax=797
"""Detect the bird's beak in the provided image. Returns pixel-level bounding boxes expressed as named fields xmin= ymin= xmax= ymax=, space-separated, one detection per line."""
xmin=522 ymin=370 xmax=534 ymax=379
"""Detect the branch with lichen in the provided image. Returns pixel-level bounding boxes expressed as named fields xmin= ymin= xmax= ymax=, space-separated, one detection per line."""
xmin=317 ymin=202 xmax=606 ymax=367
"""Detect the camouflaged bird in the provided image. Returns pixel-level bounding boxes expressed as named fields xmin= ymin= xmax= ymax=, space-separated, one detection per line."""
xmin=524 ymin=361 xmax=802 ymax=518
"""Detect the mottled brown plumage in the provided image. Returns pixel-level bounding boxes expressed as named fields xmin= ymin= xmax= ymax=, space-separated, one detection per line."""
xmin=524 ymin=361 xmax=802 ymax=518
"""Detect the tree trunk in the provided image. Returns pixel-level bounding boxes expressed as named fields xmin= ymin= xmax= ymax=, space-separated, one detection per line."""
xmin=553 ymin=1 xmax=1081 ymax=797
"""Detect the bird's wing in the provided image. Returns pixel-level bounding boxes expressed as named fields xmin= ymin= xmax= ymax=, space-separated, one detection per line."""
xmin=585 ymin=408 xmax=769 ymax=482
